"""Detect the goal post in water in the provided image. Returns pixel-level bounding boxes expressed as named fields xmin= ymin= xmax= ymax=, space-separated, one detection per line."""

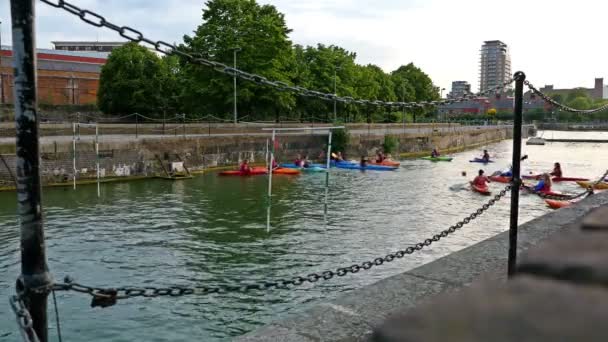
xmin=261 ymin=126 xmax=344 ymax=231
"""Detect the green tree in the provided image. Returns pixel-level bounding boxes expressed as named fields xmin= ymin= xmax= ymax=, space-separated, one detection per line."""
xmin=98 ymin=42 xmax=165 ymax=115
xmin=568 ymin=96 xmax=591 ymax=110
xmin=390 ymin=63 xmax=439 ymax=121
xmin=180 ymin=0 xmax=295 ymax=120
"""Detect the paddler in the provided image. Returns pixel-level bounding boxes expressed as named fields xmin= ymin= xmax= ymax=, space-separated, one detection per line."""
xmin=271 ymin=158 xmax=278 ymax=170
xmin=376 ymin=151 xmax=385 ymax=163
xmin=294 ymin=154 xmax=303 ymax=167
xmin=239 ymin=159 xmax=251 ymax=174
xmin=472 ymin=169 xmax=490 ymax=187
xmin=360 ymin=156 xmax=368 ymax=168
xmin=533 ymin=173 xmax=552 ymax=192
xmin=481 ymin=150 xmax=490 ymax=162
xmin=431 ymin=148 xmax=440 ymax=158
xmin=302 ymin=155 xmax=311 ymax=168
xmin=550 ymin=162 xmax=562 ymax=178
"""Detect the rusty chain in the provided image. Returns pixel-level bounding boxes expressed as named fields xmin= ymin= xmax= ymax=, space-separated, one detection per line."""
xmin=48 ymin=185 xmax=510 ymax=306
xmin=39 ymin=0 xmax=513 ymax=109
xmin=525 ymin=80 xmax=608 ymax=114
xmin=9 ymin=295 xmax=41 ymax=342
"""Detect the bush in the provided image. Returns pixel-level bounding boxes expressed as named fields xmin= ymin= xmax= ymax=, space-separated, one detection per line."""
xmin=332 ymin=127 xmax=349 ymax=155
xmin=383 ymin=135 xmax=398 ymax=154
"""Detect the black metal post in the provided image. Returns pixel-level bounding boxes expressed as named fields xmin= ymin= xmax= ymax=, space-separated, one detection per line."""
xmin=10 ymin=0 xmax=51 ymax=341
xmin=508 ymin=71 xmax=525 ymax=277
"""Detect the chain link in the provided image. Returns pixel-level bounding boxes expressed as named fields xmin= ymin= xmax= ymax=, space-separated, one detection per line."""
xmin=50 ymin=186 xmax=510 ymax=305
xmin=525 ymin=80 xmax=608 ymax=114
xmin=9 ymin=295 xmax=41 ymax=342
xmin=40 ymin=0 xmax=513 ymax=109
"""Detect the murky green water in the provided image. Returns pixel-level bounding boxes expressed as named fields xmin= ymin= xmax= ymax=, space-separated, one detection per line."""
xmin=1 ymin=133 xmax=607 ymax=341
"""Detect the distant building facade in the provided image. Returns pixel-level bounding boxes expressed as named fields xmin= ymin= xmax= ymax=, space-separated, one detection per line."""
xmin=0 ymin=45 xmax=108 ymax=106
xmin=52 ymin=41 xmax=126 ymax=52
xmin=448 ymin=81 xmax=471 ymax=98
xmin=537 ymin=78 xmax=605 ymax=100
xmin=479 ymin=40 xmax=511 ymax=92
xmin=437 ymin=94 xmax=547 ymax=117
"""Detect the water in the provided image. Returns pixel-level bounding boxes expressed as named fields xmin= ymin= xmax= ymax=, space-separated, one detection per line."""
xmin=1 ymin=132 xmax=606 ymax=341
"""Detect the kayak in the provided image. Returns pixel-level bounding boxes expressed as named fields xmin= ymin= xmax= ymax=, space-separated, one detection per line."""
xmin=545 ymin=199 xmax=572 ymax=209
xmin=219 ymin=167 xmax=268 ymax=176
xmin=333 ymin=161 xmax=397 ymax=171
xmin=272 ymin=167 xmax=301 ymax=175
xmin=552 ymin=177 xmax=590 ymax=182
xmin=219 ymin=167 xmax=300 ymax=176
xmin=470 ymin=183 xmax=491 ymax=195
xmin=280 ymin=163 xmax=326 ymax=169
xmin=576 ymin=181 xmax=608 ymax=190
xmin=369 ymin=160 xmax=401 ymax=167
xmin=489 ymin=175 xmax=511 ymax=183
xmin=421 ymin=156 xmax=453 ymax=162
xmin=522 ymin=174 xmax=542 ymax=180
xmin=469 ymin=158 xmax=494 ymax=163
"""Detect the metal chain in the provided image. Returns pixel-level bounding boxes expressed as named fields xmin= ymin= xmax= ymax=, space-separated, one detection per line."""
xmin=9 ymin=295 xmax=41 ymax=342
xmin=39 ymin=0 xmax=513 ymax=109
xmin=522 ymin=170 xmax=608 ymax=200
xmin=51 ymin=186 xmax=510 ymax=304
xmin=525 ymin=80 xmax=608 ymax=114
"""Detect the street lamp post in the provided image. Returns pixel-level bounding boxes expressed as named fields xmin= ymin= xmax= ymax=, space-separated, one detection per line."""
xmin=233 ymin=48 xmax=240 ymax=124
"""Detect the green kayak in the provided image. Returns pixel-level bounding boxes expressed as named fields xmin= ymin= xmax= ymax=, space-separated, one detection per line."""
xmin=421 ymin=156 xmax=453 ymax=162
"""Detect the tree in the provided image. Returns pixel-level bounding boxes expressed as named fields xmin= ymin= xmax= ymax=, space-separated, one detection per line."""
xmin=180 ymin=0 xmax=295 ymax=120
xmin=98 ymin=42 xmax=165 ymax=115
xmin=568 ymin=96 xmax=591 ymax=110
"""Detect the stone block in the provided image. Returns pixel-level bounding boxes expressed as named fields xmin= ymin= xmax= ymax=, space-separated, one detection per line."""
xmin=581 ymin=206 xmax=608 ymax=231
xmin=517 ymin=228 xmax=608 ymax=286
xmin=372 ymin=276 xmax=608 ymax=342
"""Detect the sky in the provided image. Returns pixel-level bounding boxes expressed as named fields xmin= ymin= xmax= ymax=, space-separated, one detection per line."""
xmin=1 ymin=0 xmax=607 ymax=93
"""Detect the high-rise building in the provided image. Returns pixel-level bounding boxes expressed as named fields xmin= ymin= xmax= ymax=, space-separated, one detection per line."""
xmin=448 ymin=81 xmax=471 ymax=98
xmin=479 ymin=40 xmax=511 ymax=92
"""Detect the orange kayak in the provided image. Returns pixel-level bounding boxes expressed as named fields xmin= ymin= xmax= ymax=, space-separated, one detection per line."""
xmin=369 ymin=160 xmax=401 ymax=167
xmin=545 ymin=199 xmax=572 ymax=209
xmin=471 ymin=182 xmax=491 ymax=195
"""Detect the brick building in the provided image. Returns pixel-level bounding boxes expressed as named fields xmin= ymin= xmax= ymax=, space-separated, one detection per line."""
xmin=0 ymin=45 xmax=108 ymax=106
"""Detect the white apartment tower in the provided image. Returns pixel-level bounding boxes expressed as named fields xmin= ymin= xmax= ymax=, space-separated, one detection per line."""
xmin=479 ymin=40 xmax=511 ymax=92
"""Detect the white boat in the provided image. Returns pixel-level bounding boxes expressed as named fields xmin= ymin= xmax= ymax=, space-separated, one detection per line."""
xmin=526 ymin=137 xmax=545 ymax=145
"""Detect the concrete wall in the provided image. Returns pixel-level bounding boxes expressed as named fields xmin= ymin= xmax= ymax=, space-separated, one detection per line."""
xmin=0 ymin=125 xmax=523 ymax=187
xmin=236 ymin=191 xmax=608 ymax=342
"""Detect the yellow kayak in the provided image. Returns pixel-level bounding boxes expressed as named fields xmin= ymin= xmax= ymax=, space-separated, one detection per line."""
xmin=576 ymin=181 xmax=608 ymax=190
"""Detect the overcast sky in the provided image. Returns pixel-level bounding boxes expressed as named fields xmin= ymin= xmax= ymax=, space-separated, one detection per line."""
xmin=1 ymin=0 xmax=606 ymax=93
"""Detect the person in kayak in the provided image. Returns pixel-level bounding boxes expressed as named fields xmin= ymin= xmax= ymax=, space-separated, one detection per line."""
xmin=491 ymin=155 xmax=529 ymax=177
xmin=335 ymin=152 xmax=344 ymax=161
xmin=271 ymin=158 xmax=278 ymax=170
xmin=550 ymin=162 xmax=562 ymax=178
xmin=360 ymin=156 xmax=368 ymax=167
xmin=294 ymin=154 xmax=303 ymax=167
xmin=481 ymin=150 xmax=490 ymax=162
xmin=376 ymin=151 xmax=385 ymax=163
xmin=302 ymin=155 xmax=311 ymax=168
xmin=431 ymin=148 xmax=440 ymax=158
xmin=239 ymin=159 xmax=251 ymax=174
xmin=472 ymin=169 xmax=490 ymax=187
xmin=533 ymin=173 xmax=552 ymax=192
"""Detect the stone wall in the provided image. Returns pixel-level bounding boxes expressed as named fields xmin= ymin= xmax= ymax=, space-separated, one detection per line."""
xmin=0 ymin=125 xmax=522 ymax=187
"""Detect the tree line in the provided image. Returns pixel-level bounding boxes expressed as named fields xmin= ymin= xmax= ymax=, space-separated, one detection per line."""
xmin=98 ymin=0 xmax=439 ymax=122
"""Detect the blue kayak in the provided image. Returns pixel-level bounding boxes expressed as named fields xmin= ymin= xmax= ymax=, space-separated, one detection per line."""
xmin=280 ymin=163 xmax=327 ymax=169
xmin=333 ymin=161 xmax=397 ymax=171
xmin=469 ymin=158 xmax=494 ymax=163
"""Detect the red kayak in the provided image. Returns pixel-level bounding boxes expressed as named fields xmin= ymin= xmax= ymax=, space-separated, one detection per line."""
xmin=219 ymin=167 xmax=268 ymax=176
xmin=470 ymin=182 xmax=491 ymax=195
xmin=489 ymin=175 xmax=511 ymax=183
xmin=545 ymin=199 xmax=572 ymax=209
xmin=522 ymin=174 xmax=541 ymax=180
xmin=552 ymin=177 xmax=590 ymax=182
